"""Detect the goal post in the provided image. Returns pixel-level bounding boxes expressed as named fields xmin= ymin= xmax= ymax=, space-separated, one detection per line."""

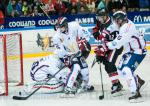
xmin=0 ymin=32 xmax=24 ymax=96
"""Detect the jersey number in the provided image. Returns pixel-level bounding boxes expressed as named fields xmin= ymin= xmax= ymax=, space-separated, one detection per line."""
xmin=31 ymin=61 xmax=39 ymax=71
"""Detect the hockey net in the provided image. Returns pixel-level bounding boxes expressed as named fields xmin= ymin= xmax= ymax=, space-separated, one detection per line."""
xmin=0 ymin=32 xmax=23 ymax=96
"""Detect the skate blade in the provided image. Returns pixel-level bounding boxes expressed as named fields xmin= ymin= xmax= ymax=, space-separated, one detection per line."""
xmin=60 ymin=93 xmax=76 ymax=98
xmin=112 ymin=90 xmax=125 ymax=97
xmin=129 ymin=98 xmax=144 ymax=103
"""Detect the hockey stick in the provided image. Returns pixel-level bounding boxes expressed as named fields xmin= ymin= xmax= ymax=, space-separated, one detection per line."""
xmin=39 ymin=5 xmax=55 ymax=25
xmin=91 ymin=58 xmax=96 ymax=68
xmin=12 ymin=51 xmax=81 ymax=100
xmin=95 ymin=39 xmax=104 ymax=100
xmin=12 ymin=65 xmax=66 ymax=100
xmin=99 ymin=63 xmax=104 ymax=100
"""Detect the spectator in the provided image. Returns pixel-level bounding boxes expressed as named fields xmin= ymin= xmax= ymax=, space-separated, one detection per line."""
xmin=127 ymin=0 xmax=139 ymax=11
xmin=0 ymin=9 xmax=4 ymax=24
xmin=54 ymin=0 xmax=68 ymax=15
xmin=44 ymin=0 xmax=56 ymax=15
xmin=16 ymin=0 xmax=23 ymax=16
xmin=27 ymin=5 xmax=34 ymax=17
xmin=6 ymin=0 xmax=18 ymax=17
xmin=139 ymin=0 xmax=149 ymax=11
xmin=107 ymin=0 xmax=128 ymax=13
xmin=68 ymin=1 xmax=78 ymax=14
xmin=77 ymin=0 xmax=89 ymax=13
xmin=38 ymin=0 xmax=46 ymax=12
xmin=87 ymin=0 xmax=96 ymax=13
xmin=78 ymin=5 xmax=89 ymax=14
xmin=10 ymin=10 xmax=18 ymax=17
xmin=0 ymin=0 xmax=5 ymax=16
xmin=22 ymin=1 xmax=29 ymax=16
xmin=32 ymin=6 xmax=44 ymax=16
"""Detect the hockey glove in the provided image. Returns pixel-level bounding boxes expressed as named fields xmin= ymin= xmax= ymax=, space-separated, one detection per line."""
xmin=63 ymin=55 xmax=79 ymax=68
xmin=76 ymin=37 xmax=89 ymax=52
xmin=94 ymin=42 xmax=108 ymax=62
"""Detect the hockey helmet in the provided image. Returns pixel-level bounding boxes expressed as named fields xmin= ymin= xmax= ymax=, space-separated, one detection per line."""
xmin=113 ymin=11 xmax=127 ymax=21
xmin=96 ymin=8 xmax=109 ymax=24
xmin=57 ymin=17 xmax=68 ymax=28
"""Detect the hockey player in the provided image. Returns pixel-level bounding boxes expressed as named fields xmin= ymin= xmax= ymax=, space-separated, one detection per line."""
xmin=92 ymin=8 xmax=123 ymax=95
xmin=29 ymin=54 xmax=83 ymax=94
xmin=101 ymin=11 xmax=146 ymax=101
xmin=52 ymin=17 xmax=94 ymax=95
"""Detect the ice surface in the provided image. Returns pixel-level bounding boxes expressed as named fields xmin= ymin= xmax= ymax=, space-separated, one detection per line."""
xmin=0 ymin=52 xmax=150 ymax=106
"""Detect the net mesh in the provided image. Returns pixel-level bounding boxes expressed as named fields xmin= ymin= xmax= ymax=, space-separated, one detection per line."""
xmin=0 ymin=33 xmax=23 ymax=95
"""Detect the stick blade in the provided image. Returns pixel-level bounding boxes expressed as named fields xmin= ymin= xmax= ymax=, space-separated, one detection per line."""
xmin=99 ymin=95 xmax=104 ymax=100
xmin=12 ymin=96 xmax=28 ymax=100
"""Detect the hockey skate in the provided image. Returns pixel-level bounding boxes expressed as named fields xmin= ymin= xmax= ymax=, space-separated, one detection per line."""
xmin=137 ymin=75 xmax=147 ymax=91
xmin=111 ymin=81 xmax=123 ymax=97
xmin=77 ymin=84 xmax=94 ymax=94
xmin=129 ymin=90 xmax=143 ymax=103
xmin=60 ymin=86 xmax=76 ymax=98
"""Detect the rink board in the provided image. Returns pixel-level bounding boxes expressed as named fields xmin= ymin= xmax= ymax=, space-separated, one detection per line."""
xmin=0 ymin=23 xmax=150 ymax=59
xmin=0 ymin=23 xmax=150 ymax=106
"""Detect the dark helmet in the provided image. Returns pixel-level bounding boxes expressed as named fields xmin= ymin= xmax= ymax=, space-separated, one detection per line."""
xmin=57 ymin=17 xmax=68 ymax=28
xmin=96 ymin=8 xmax=108 ymax=16
xmin=113 ymin=11 xmax=127 ymax=21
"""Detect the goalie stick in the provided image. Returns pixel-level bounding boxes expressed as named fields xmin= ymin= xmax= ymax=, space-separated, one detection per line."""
xmin=12 ymin=51 xmax=81 ymax=100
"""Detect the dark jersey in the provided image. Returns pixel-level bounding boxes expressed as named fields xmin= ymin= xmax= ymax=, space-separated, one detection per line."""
xmin=96 ymin=17 xmax=119 ymax=41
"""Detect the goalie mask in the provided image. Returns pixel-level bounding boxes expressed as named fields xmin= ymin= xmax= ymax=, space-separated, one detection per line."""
xmin=113 ymin=11 xmax=127 ymax=28
xmin=96 ymin=8 xmax=109 ymax=24
xmin=57 ymin=17 xmax=68 ymax=33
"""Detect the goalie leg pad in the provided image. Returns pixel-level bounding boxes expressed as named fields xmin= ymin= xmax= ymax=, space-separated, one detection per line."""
xmin=66 ymin=64 xmax=81 ymax=88
xmin=80 ymin=67 xmax=89 ymax=85
xmin=33 ymin=78 xmax=64 ymax=93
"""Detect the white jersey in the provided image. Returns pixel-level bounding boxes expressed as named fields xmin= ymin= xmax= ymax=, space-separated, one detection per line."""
xmin=107 ymin=20 xmax=146 ymax=54
xmin=53 ymin=21 xmax=91 ymax=58
xmin=30 ymin=55 xmax=67 ymax=82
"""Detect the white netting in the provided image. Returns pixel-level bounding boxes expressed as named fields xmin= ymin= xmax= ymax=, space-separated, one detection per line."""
xmin=6 ymin=33 xmax=21 ymax=82
xmin=0 ymin=33 xmax=23 ymax=95
xmin=0 ymin=35 xmax=4 ymax=82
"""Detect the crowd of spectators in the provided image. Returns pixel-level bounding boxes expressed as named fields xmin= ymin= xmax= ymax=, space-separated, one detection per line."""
xmin=0 ymin=0 xmax=150 ymax=18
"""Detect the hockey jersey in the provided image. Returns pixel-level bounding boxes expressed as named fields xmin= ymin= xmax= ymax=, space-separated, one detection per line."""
xmin=53 ymin=21 xmax=91 ymax=58
xmin=107 ymin=20 xmax=146 ymax=54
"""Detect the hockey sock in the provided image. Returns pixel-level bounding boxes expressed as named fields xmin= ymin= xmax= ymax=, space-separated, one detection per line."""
xmin=109 ymin=72 xmax=119 ymax=84
xmin=122 ymin=67 xmax=137 ymax=93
